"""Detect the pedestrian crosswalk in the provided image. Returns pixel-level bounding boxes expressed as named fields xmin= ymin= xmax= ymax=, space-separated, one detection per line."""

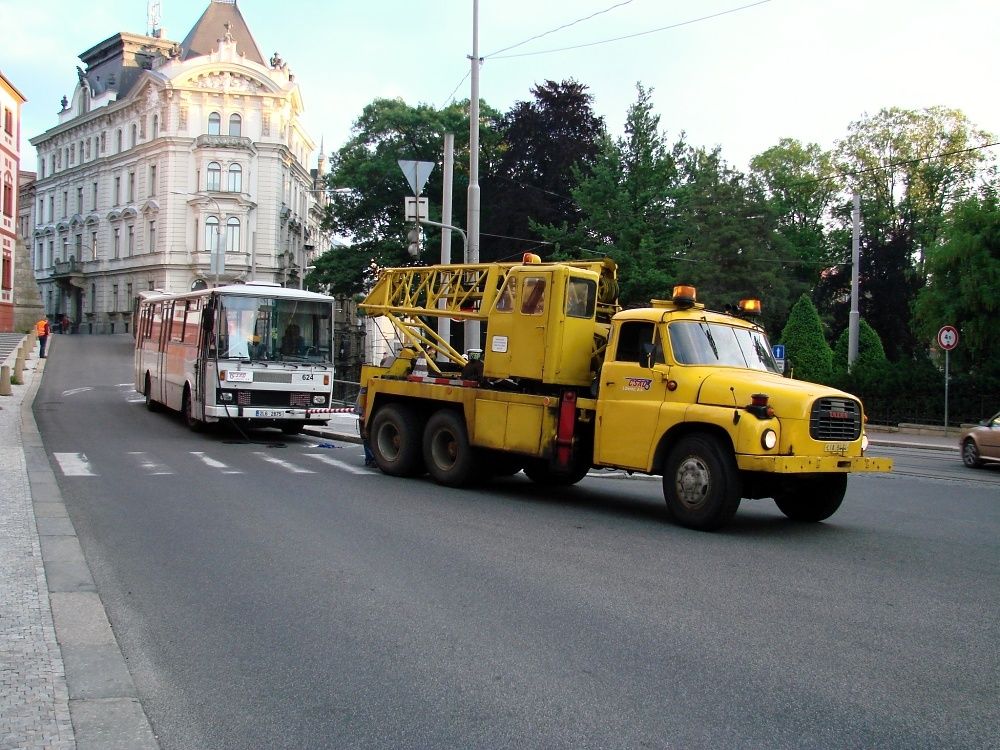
xmin=51 ymin=445 xmax=375 ymax=479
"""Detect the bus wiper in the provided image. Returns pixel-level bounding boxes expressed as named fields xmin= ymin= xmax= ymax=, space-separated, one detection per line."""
xmin=699 ymin=321 xmax=720 ymax=360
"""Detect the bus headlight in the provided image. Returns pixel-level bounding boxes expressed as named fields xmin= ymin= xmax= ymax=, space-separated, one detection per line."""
xmin=219 ymin=391 xmax=235 ymax=403
xmin=761 ymin=429 xmax=777 ymax=450
xmin=312 ymin=395 xmax=326 ymax=405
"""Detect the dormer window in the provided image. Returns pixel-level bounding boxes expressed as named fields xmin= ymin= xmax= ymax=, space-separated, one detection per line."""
xmin=208 ymin=112 xmax=221 ymax=136
xmin=229 ymin=113 xmax=242 ymax=137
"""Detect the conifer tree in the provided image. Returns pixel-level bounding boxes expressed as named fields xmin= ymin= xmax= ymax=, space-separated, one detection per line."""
xmin=780 ymin=294 xmax=833 ymax=383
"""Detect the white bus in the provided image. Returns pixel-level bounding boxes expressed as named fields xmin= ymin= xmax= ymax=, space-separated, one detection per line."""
xmin=135 ymin=282 xmax=338 ymax=433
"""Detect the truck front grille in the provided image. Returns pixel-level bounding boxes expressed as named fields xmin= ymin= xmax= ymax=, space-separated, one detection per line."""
xmin=809 ymin=397 xmax=862 ymax=440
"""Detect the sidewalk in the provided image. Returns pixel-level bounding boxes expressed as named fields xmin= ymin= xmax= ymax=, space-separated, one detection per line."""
xmin=1 ymin=338 xmax=158 ymax=750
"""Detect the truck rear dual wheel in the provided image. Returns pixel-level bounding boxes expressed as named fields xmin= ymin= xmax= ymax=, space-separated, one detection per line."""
xmin=423 ymin=409 xmax=478 ymax=487
xmin=662 ymin=434 xmax=741 ymax=531
xmin=370 ymin=403 xmax=425 ymax=477
xmin=773 ymin=474 xmax=847 ymax=522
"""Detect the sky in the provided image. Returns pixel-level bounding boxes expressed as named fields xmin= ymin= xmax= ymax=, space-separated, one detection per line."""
xmin=3 ymin=0 xmax=999 ymax=173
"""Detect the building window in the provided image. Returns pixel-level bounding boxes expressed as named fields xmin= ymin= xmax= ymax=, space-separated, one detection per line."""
xmin=48 ymin=196 xmax=54 ymax=221
xmin=91 ymin=232 xmax=98 ymax=260
xmin=100 ymin=132 xmax=106 ymax=153
xmin=74 ymin=234 xmax=82 ymax=260
xmin=114 ymin=176 xmax=121 ymax=206
xmin=130 ymin=124 xmax=137 ymax=148
xmin=152 ymin=114 xmax=159 ymax=139
xmin=208 ymin=112 xmax=221 ymax=135
xmin=112 ymin=284 xmax=118 ymax=312
xmin=127 ymin=283 xmax=133 ymax=308
xmin=85 ymin=139 xmax=91 ymax=160
xmin=207 ymin=162 xmax=221 ymax=191
xmin=228 ymin=113 xmax=242 ymax=137
xmin=62 ymin=237 xmax=69 ymax=261
xmin=205 ymin=216 xmax=219 ymax=253
xmin=128 ymin=171 xmax=135 ymax=202
xmin=90 ymin=283 xmax=96 ymax=313
xmin=148 ymin=220 xmax=156 ymax=252
xmin=227 ymin=163 xmax=242 ymax=192
xmin=149 ymin=165 xmax=157 ymax=196
xmin=76 ymin=186 xmax=83 ymax=213
xmin=116 ymin=129 xmax=122 ymax=153
xmin=40 ymin=160 xmax=45 ymax=179
xmin=62 ymin=191 xmax=68 ymax=217
xmin=47 ymin=241 xmax=54 ymax=267
xmin=226 ymin=217 xmax=241 ymax=254
xmin=70 ymin=144 xmax=75 ymax=164
xmin=3 ymin=108 xmax=12 ymax=135
xmin=113 ymin=227 xmax=120 ymax=258
xmin=1 ymin=175 xmax=12 ymax=217
xmin=127 ymin=225 xmax=134 ymax=256
xmin=92 ymin=181 xmax=98 ymax=209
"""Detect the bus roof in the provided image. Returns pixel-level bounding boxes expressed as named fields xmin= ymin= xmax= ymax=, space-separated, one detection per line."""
xmin=138 ymin=282 xmax=336 ymax=304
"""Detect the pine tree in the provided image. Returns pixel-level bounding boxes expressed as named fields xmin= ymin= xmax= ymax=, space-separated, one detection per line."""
xmin=780 ymin=294 xmax=833 ymax=383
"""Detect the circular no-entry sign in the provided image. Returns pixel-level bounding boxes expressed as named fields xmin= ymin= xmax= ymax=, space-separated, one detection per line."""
xmin=937 ymin=325 xmax=959 ymax=351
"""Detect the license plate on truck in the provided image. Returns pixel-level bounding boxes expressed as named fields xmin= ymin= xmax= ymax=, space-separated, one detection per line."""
xmin=253 ymin=409 xmax=286 ymax=418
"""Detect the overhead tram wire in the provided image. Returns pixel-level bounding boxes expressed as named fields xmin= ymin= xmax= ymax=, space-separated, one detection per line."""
xmin=489 ymin=0 xmax=771 ymax=59
xmin=484 ymin=0 xmax=635 ymax=59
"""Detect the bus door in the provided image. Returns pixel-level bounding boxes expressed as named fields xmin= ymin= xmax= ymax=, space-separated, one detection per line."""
xmin=149 ymin=301 xmax=168 ymax=403
xmin=193 ymin=299 xmax=215 ymax=405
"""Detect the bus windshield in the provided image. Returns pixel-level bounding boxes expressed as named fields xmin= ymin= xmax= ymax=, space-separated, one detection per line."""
xmin=668 ymin=320 xmax=781 ymax=374
xmin=216 ymin=295 xmax=333 ymax=363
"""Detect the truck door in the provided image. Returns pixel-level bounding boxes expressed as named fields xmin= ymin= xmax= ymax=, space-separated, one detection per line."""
xmin=595 ymin=320 xmax=668 ymax=470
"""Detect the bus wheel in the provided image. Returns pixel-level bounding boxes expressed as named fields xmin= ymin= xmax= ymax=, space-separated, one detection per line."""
xmin=663 ymin=434 xmax=741 ymax=531
xmin=182 ymin=388 xmax=204 ymax=433
xmin=370 ymin=403 xmax=423 ymax=477
xmin=144 ymin=374 xmax=158 ymax=412
xmin=773 ymin=474 xmax=847 ymax=522
xmin=424 ymin=409 xmax=477 ymax=487
xmin=280 ymin=423 xmax=304 ymax=435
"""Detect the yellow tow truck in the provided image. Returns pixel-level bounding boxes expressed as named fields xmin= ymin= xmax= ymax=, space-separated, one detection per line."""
xmin=357 ymin=254 xmax=891 ymax=530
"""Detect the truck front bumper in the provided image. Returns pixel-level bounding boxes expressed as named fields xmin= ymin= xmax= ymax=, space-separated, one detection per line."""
xmin=736 ymin=454 xmax=893 ymax=474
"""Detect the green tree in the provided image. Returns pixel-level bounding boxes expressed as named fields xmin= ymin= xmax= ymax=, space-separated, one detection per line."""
xmin=913 ymin=188 xmax=1000 ymax=380
xmin=317 ymin=97 xmax=501 ymax=295
xmin=780 ymin=294 xmax=833 ymax=383
xmin=831 ymin=318 xmax=889 ymax=390
xmin=481 ymin=80 xmax=605 ymax=261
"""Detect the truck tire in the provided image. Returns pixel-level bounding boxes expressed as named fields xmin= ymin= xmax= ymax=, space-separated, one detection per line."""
xmin=370 ymin=403 xmax=424 ymax=477
xmin=424 ymin=409 xmax=478 ymax=487
xmin=663 ymin=434 xmax=741 ymax=531
xmin=773 ymin=474 xmax=847 ymax=522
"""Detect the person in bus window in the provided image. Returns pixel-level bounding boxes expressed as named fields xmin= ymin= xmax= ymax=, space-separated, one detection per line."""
xmin=281 ymin=324 xmax=304 ymax=355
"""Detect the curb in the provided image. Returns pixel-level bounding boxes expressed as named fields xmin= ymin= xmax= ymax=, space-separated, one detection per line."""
xmin=22 ymin=356 xmax=160 ymax=749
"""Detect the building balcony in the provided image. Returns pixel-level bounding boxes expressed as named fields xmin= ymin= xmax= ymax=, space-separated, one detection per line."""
xmin=194 ymin=134 xmax=255 ymax=152
xmin=52 ymin=258 xmax=81 ymax=277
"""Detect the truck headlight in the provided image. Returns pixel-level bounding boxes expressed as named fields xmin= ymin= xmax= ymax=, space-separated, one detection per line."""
xmin=861 ymin=434 xmax=869 ymax=451
xmin=761 ymin=429 xmax=777 ymax=450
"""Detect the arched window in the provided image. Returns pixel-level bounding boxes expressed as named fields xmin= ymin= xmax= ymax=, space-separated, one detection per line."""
xmin=205 ymin=216 xmax=219 ymax=254
xmin=208 ymin=112 xmax=221 ymax=135
xmin=116 ymin=129 xmax=122 ymax=153
xmin=228 ymin=113 xmax=242 ymax=137
xmin=227 ymin=163 xmax=242 ymax=192
xmin=130 ymin=124 xmax=137 ymax=147
xmin=206 ymin=162 xmax=221 ymax=191
xmin=152 ymin=114 xmax=159 ymax=139
xmin=226 ymin=217 xmax=241 ymax=254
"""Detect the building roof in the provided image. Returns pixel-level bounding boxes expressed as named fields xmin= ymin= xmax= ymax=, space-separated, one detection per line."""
xmin=180 ymin=0 xmax=266 ymax=66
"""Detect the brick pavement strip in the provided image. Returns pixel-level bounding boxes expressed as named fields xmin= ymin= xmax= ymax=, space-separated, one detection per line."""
xmin=0 ymin=359 xmax=75 ymax=750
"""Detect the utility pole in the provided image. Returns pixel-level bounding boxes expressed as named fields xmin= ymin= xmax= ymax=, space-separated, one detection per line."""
xmin=848 ymin=192 xmax=860 ymax=368
xmin=466 ymin=0 xmax=481 ymax=353
xmin=439 ymin=132 xmax=455 ymax=350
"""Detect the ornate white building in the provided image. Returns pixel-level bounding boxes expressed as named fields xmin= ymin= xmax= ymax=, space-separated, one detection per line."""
xmin=29 ymin=0 xmax=326 ymax=334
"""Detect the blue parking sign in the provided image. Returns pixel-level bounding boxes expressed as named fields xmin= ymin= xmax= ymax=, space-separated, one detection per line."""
xmin=772 ymin=344 xmax=785 ymax=360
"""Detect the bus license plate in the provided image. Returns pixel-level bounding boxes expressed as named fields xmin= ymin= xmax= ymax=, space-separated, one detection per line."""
xmin=254 ymin=409 xmax=285 ymax=418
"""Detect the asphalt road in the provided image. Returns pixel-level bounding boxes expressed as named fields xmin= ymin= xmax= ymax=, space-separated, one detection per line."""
xmin=35 ymin=335 xmax=1000 ymax=750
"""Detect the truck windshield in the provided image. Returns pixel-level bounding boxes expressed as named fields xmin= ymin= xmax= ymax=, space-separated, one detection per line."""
xmin=668 ymin=321 xmax=780 ymax=374
xmin=216 ymin=295 xmax=333 ymax=363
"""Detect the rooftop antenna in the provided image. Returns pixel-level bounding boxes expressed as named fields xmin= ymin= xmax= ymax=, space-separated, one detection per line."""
xmin=147 ymin=0 xmax=162 ymax=38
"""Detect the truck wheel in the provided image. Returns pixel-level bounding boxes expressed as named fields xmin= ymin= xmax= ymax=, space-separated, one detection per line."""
xmin=773 ymin=474 xmax=847 ymax=522
xmin=182 ymin=388 xmax=204 ymax=432
xmin=962 ymin=438 xmax=983 ymax=468
xmin=370 ymin=403 xmax=424 ymax=477
xmin=144 ymin=374 xmax=158 ymax=412
xmin=424 ymin=409 xmax=478 ymax=487
xmin=663 ymin=434 xmax=741 ymax=531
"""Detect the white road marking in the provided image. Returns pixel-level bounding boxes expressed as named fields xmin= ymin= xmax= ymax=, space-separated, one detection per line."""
xmin=304 ymin=453 xmax=371 ymax=476
xmin=53 ymin=452 xmax=96 ymax=476
xmin=253 ymin=452 xmax=315 ymax=474
xmin=126 ymin=397 xmax=146 ymax=404
xmin=127 ymin=451 xmax=173 ymax=475
xmin=61 ymin=387 xmax=93 ymax=397
xmin=117 ymin=383 xmax=134 ymax=388
xmin=189 ymin=451 xmax=243 ymax=474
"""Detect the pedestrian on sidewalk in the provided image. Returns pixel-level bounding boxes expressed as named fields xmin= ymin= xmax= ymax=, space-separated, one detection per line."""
xmin=35 ymin=316 xmax=51 ymax=357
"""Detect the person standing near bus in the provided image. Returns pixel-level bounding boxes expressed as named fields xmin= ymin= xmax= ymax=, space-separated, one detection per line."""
xmin=36 ymin=316 xmax=51 ymax=358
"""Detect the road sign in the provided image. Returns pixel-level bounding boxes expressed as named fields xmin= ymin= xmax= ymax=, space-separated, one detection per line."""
xmin=771 ymin=344 xmax=785 ymax=360
xmin=937 ymin=325 xmax=959 ymax=351
xmin=404 ymin=196 xmax=429 ymax=222
xmin=398 ymin=160 xmax=435 ymax=195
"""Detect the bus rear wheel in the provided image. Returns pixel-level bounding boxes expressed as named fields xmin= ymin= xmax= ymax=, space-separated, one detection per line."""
xmin=182 ymin=388 xmax=204 ymax=433
xmin=424 ymin=409 xmax=478 ymax=487
xmin=370 ymin=403 xmax=424 ymax=476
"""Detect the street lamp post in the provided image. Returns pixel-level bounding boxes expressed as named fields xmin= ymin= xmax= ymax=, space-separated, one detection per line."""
xmin=171 ymin=191 xmax=225 ymax=287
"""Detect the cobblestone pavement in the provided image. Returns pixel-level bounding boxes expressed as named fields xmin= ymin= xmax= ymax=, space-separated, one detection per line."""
xmin=0 ymin=352 xmax=76 ymax=750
